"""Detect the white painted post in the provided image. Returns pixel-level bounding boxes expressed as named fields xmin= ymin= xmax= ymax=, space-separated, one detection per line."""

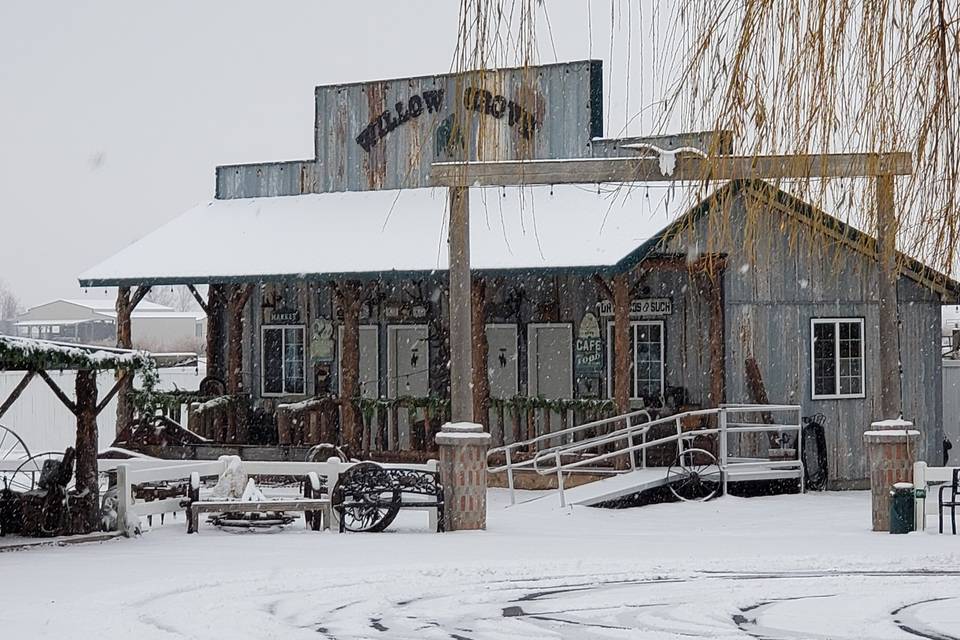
xmin=505 ymin=447 xmax=516 ymax=506
xmin=427 ymin=459 xmax=440 ymax=532
xmin=116 ymin=463 xmax=133 ymax=536
xmin=913 ymin=461 xmax=927 ymax=532
xmin=327 ymin=456 xmax=342 ymax=533
xmin=796 ymin=409 xmax=806 ymax=493
xmin=555 ymin=451 xmax=566 ymax=508
xmin=641 ymin=429 xmax=647 ymax=469
xmin=675 ymin=417 xmax=683 ymax=460
xmin=627 ymin=431 xmax=636 ymax=471
xmin=719 ymin=409 xmax=729 ymax=496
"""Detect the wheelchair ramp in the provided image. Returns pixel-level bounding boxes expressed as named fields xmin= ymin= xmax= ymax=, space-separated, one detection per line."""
xmin=528 ymin=467 xmax=674 ymax=507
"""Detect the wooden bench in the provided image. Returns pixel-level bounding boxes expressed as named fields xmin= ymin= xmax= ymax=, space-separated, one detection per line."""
xmin=185 ymin=471 xmax=332 ymax=534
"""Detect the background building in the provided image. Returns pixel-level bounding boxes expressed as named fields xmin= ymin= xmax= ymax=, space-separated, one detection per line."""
xmin=14 ymin=298 xmax=205 ymax=352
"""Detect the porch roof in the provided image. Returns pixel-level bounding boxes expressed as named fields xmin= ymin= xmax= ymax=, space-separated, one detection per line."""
xmin=78 ymin=185 xmax=690 ymax=287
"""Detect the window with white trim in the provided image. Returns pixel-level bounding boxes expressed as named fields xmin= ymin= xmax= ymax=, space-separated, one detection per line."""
xmin=606 ymin=321 xmax=665 ymax=400
xmin=811 ymin=318 xmax=864 ymax=399
xmin=262 ymin=325 xmax=305 ymax=395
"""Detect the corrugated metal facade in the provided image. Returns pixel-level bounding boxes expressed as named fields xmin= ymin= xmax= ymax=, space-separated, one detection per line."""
xmin=661 ymin=191 xmax=946 ymax=484
xmin=217 ymin=60 xmax=603 ymax=197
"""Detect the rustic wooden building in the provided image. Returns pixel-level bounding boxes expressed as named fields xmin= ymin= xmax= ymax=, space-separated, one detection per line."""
xmin=79 ymin=179 xmax=958 ymax=486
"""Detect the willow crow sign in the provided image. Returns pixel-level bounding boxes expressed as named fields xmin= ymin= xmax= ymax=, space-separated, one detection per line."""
xmin=216 ymin=60 xmax=603 ymax=196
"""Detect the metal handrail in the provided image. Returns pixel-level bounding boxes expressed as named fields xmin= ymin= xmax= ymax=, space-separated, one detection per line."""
xmin=487 ymin=408 xmax=653 ymax=470
xmin=494 ymin=403 xmax=804 ymax=507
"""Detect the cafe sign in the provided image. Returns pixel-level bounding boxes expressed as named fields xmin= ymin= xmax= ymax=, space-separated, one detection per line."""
xmin=597 ymin=298 xmax=672 ymax=317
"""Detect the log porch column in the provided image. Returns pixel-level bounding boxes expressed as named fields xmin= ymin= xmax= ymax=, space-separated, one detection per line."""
xmin=206 ymin=284 xmax=227 ymax=382
xmin=75 ymin=368 xmax=100 ymax=533
xmin=612 ymin=273 xmax=632 ymax=415
xmin=471 ymin=277 xmax=490 ymax=428
xmin=226 ymin=284 xmax=253 ymax=442
xmin=334 ymin=281 xmax=363 ymax=453
xmin=114 ymin=285 xmax=150 ymax=435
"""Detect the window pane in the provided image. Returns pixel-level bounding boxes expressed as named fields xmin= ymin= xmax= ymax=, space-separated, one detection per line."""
xmin=284 ymin=327 xmax=305 ymax=394
xmin=813 ymin=322 xmax=836 ymax=396
xmin=263 ymin=329 xmax=283 ymax=394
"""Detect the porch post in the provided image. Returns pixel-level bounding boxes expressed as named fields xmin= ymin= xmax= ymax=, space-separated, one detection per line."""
xmin=206 ymin=284 xmax=226 ymax=382
xmin=876 ymin=174 xmax=901 ymax=419
xmin=612 ymin=273 xmax=631 ymax=415
xmin=471 ymin=276 xmax=489 ymax=428
xmin=448 ymin=186 xmax=474 ymax=423
xmin=226 ymin=284 xmax=253 ymax=442
xmin=114 ymin=286 xmax=134 ymax=435
xmin=75 ymin=368 xmax=100 ymax=533
xmin=334 ymin=281 xmax=362 ymax=453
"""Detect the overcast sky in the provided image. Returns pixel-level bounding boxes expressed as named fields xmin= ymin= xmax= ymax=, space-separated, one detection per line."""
xmin=0 ymin=1 xmax=678 ymax=308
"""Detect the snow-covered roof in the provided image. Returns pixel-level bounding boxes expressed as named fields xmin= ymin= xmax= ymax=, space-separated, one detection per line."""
xmin=60 ymin=298 xmax=172 ymax=313
xmin=79 ymin=185 xmax=690 ymax=286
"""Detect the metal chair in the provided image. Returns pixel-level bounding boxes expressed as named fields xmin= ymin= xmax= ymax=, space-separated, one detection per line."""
xmin=939 ymin=468 xmax=960 ymax=534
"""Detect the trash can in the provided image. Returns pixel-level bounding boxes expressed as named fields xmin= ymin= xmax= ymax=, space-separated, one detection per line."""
xmin=889 ymin=482 xmax=915 ymax=534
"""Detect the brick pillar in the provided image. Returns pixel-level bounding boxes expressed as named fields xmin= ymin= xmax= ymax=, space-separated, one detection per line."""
xmin=436 ymin=422 xmax=491 ymax=531
xmin=863 ymin=419 xmax=920 ymax=532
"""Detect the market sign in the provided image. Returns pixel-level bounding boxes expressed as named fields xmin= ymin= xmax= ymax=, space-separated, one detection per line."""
xmin=216 ymin=60 xmax=603 ymax=197
xmin=597 ymin=298 xmax=672 ymax=317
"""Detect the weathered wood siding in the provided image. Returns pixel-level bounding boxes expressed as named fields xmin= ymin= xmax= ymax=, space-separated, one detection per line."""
xmin=662 ymin=192 xmax=945 ymax=483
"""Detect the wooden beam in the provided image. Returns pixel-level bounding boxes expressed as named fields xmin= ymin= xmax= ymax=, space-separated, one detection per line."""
xmin=130 ymin=285 xmax=152 ymax=310
xmin=186 ymin=284 xmax=210 ymax=315
xmin=430 ymin=152 xmax=912 ymax=187
xmin=0 ymin=371 xmax=34 ymax=420
xmin=37 ymin=369 xmax=77 ymax=416
xmin=96 ymin=371 xmax=127 ymax=416
xmin=448 ymin=185 xmax=474 ymax=423
xmin=592 ymin=273 xmax=614 ymax=300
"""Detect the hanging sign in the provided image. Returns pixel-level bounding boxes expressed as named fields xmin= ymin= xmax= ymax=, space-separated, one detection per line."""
xmin=270 ymin=307 xmax=300 ymax=324
xmin=311 ymin=318 xmax=334 ymax=362
xmin=575 ymin=312 xmax=603 ymax=376
xmin=597 ymin=298 xmax=672 ymax=317
xmin=384 ymin=302 xmax=428 ymax=321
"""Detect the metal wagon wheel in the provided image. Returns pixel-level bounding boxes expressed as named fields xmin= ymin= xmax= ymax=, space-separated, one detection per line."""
xmin=10 ymin=451 xmax=72 ymax=492
xmin=0 ymin=424 xmax=33 ymax=492
xmin=331 ymin=462 xmax=400 ymax=532
xmin=666 ymin=447 xmax=722 ymax=502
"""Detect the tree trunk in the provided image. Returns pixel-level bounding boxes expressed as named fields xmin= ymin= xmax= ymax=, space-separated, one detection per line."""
xmin=75 ymin=369 xmax=100 ymax=534
xmin=471 ymin=277 xmax=490 ymax=428
xmin=114 ymin=287 xmax=134 ymax=435
xmin=336 ymin=283 xmax=362 ymax=454
xmin=206 ymin=284 xmax=226 ymax=382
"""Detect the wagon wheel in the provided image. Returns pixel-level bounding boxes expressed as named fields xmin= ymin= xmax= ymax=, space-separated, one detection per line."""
xmin=331 ymin=462 xmax=400 ymax=532
xmin=10 ymin=451 xmax=73 ymax=492
xmin=0 ymin=424 xmax=33 ymax=492
xmin=666 ymin=447 xmax=722 ymax=502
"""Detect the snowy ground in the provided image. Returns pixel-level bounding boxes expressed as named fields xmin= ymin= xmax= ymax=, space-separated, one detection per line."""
xmin=2 ymin=489 xmax=959 ymax=639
